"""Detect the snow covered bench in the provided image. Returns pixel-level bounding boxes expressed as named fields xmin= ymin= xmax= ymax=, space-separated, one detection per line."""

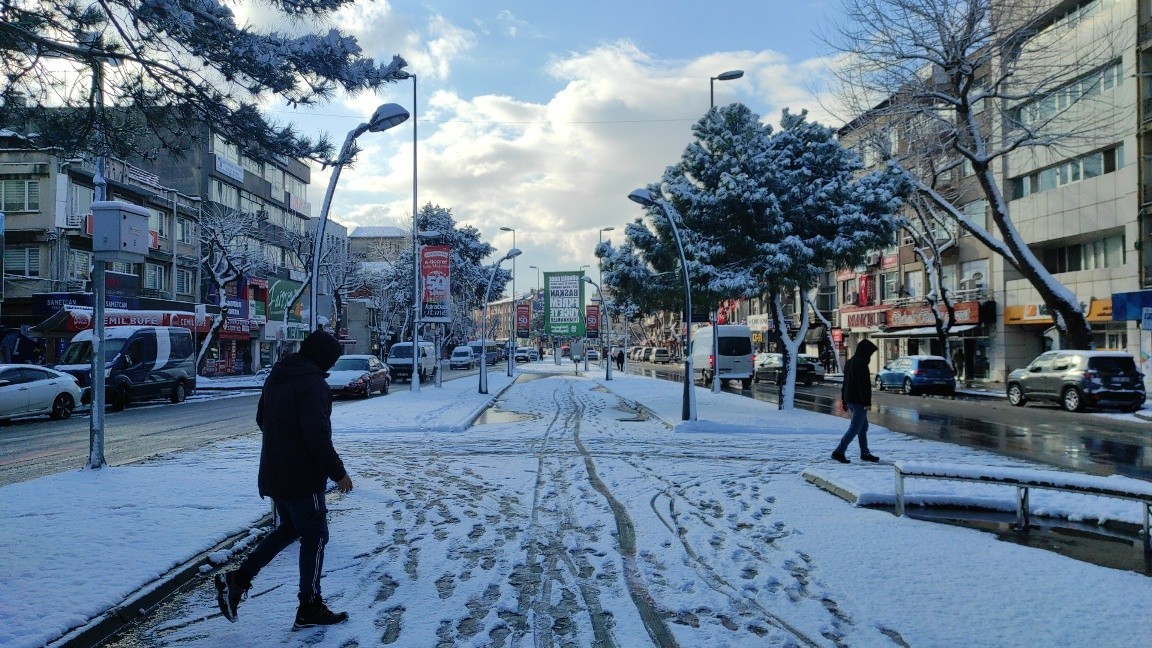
xmin=893 ymin=461 xmax=1152 ymax=553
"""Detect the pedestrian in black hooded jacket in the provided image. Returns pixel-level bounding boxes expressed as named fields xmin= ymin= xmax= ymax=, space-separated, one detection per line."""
xmin=832 ymin=339 xmax=881 ymax=463
xmin=215 ymin=330 xmax=353 ymax=629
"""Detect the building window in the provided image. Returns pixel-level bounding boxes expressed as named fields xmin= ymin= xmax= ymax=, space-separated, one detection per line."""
xmin=1009 ymin=145 xmax=1123 ymax=199
xmin=4 ymin=246 xmax=40 ymax=276
xmin=212 ymin=133 xmax=240 ymax=164
xmin=1 ymin=179 xmax=40 ymax=212
xmin=108 ymin=261 xmax=140 ymax=275
xmin=211 ymin=179 xmax=240 ymax=209
xmin=177 ymin=217 xmax=195 ymax=244
xmin=150 ymin=210 xmax=169 ymax=239
xmin=1041 ymin=234 xmax=1126 ymax=273
xmin=145 ymin=263 xmax=168 ymax=291
xmin=881 ymin=271 xmax=900 ymax=301
xmin=175 ymin=268 xmax=194 ymax=295
xmin=1014 ymin=60 xmax=1122 ymax=127
xmin=69 ymin=250 xmax=92 ymax=281
xmin=959 ymin=259 xmax=989 ymax=292
xmin=903 ymin=270 xmax=923 ymax=298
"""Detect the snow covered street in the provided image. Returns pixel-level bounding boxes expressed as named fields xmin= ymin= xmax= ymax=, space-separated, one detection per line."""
xmin=4 ymin=365 xmax=1149 ymax=647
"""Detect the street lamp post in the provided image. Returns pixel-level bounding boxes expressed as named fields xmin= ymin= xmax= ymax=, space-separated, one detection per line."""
xmin=578 ymin=265 xmax=590 ymax=371
xmin=500 ymin=226 xmax=516 ymax=377
xmin=583 ymin=276 xmax=611 ymax=381
xmin=481 ymin=248 xmax=522 ymax=394
xmin=529 ymin=264 xmax=543 ymax=358
xmin=597 ymin=226 xmax=614 ymax=362
xmin=628 ymin=188 xmax=696 ymax=421
xmin=400 ymin=73 xmax=424 ymax=393
xmin=709 ymin=69 xmax=744 ymax=108
xmin=310 ymin=103 xmax=410 ymax=333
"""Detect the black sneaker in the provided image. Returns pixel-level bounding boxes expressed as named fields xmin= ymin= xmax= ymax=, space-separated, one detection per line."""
xmin=831 ymin=450 xmax=850 ymax=464
xmin=294 ymin=595 xmax=348 ymax=629
xmin=214 ymin=570 xmax=251 ymax=622
xmin=860 ymin=453 xmax=881 ymax=462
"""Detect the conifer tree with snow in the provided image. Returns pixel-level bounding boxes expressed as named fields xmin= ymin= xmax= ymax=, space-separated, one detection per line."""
xmin=0 ymin=0 xmax=407 ymax=162
xmin=622 ymin=105 xmax=906 ymax=409
xmin=376 ymin=204 xmax=512 ymax=347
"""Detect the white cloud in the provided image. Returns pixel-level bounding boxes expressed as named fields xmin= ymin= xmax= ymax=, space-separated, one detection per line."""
xmin=330 ymin=40 xmax=836 ymax=275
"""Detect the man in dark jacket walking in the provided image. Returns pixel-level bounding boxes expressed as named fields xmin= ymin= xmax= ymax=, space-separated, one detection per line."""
xmin=832 ymin=339 xmax=881 ymax=463
xmin=215 ymin=330 xmax=353 ymax=629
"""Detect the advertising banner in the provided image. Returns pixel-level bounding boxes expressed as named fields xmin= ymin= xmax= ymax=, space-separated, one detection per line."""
xmin=267 ymin=278 xmax=304 ymax=323
xmin=421 ymin=245 xmax=452 ymax=323
xmin=585 ymin=304 xmax=600 ymax=339
xmin=544 ymin=271 xmax=585 ymax=337
xmin=516 ymin=303 xmax=531 ymax=339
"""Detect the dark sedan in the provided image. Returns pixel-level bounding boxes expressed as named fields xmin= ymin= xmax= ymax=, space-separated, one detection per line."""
xmin=324 ymin=355 xmax=391 ymax=398
xmin=875 ymin=355 xmax=956 ymax=396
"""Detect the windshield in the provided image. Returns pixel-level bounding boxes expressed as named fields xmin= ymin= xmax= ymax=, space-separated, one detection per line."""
xmin=388 ymin=346 xmax=413 ymax=359
xmin=332 ymin=358 xmax=369 ymax=372
xmin=59 ymin=339 xmax=128 ymax=365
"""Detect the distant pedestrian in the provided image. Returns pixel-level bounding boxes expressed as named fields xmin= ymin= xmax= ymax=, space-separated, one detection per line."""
xmin=832 ymin=339 xmax=881 ymax=463
xmin=215 ymin=330 xmax=353 ymax=629
xmin=615 ymin=349 xmax=625 ymax=371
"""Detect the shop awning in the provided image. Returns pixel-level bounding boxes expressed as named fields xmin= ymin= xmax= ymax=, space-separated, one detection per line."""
xmin=872 ymin=324 xmax=976 ymax=338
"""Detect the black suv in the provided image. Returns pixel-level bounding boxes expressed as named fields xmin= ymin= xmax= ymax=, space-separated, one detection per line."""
xmin=1006 ymin=351 xmax=1145 ymax=413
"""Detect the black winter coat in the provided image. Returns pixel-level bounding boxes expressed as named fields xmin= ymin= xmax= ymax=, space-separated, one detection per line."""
xmin=840 ymin=340 xmax=877 ymax=407
xmin=255 ymin=353 xmax=347 ymax=499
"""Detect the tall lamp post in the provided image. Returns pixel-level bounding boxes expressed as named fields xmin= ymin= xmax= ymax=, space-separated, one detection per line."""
xmin=707 ymin=68 xmax=743 ymax=394
xmin=310 ymin=103 xmax=410 ymax=332
xmin=396 ymin=73 xmax=425 ymax=393
xmin=583 ymin=276 xmax=611 ymax=381
xmin=597 ymin=226 xmax=614 ymax=362
xmin=628 ymin=188 xmax=696 ymax=421
xmin=500 ymin=226 xmax=516 ymax=377
xmin=481 ymin=248 xmax=522 ymax=394
xmin=529 ymin=264 xmax=543 ymax=357
xmin=709 ymin=69 xmax=744 ymax=108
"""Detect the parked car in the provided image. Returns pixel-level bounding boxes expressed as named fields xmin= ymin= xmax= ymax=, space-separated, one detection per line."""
xmin=387 ymin=341 xmax=437 ymax=382
xmin=527 ymin=348 xmax=540 ymax=361
xmin=798 ymin=354 xmax=826 ymax=382
xmin=753 ymin=353 xmax=817 ymax=386
xmin=450 ymin=347 xmax=477 ymax=370
xmin=514 ymin=347 xmax=533 ymax=363
xmin=325 ymin=355 xmax=391 ymax=398
xmin=875 ymin=355 xmax=956 ymax=396
xmin=651 ymin=348 xmax=671 ymax=364
xmin=1007 ymin=350 xmax=1145 ymax=412
xmin=641 ymin=347 xmax=657 ymax=362
xmin=630 ymin=347 xmax=646 ymax=361
xmin=690 ymin=325 xmax=755 ymax=388
xmin=0 ymin=364 xmax=83 ymax=422
xmin=586 ymin=348 xmax=600 ymax=361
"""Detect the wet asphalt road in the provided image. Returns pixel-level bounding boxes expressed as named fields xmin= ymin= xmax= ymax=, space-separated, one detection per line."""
xmin=626 ymin=361 xmax=1152 ymax=481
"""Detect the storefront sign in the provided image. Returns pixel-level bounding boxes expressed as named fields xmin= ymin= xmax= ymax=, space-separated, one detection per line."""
xmin=420 ymin=245 xmax=451 ymax=323
xmin=844 ymin=309 xmax=888 ymax=329
xmin=747 ymin=313 xmax=773 ymax=331
xmin=888 ymin=301 xmax=980 ymax=328
xmin=214 ymin=156 xmax=244 ymax=182
xmin=57 ymin=307 xmax=213 ymax=333
xmin=544 ymin=271 xmax=585 ymax=337
xmin=267 ymin=278 xmax=304 ymax=323
xmin=1004 ymin=298 xmax=1112 ymax=324
xmin=32 ymin=292 xmax=138 ymax=316
xmin=219 ymin=318 xmax=251 ymax=340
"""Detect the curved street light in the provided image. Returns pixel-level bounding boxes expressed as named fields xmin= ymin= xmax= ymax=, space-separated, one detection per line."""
xmin=480 ymin=248 xmax=522 ymax=394
xmin=583 ymin=276 xmax=611 ymax=381
xmin=628 ymin=188 xmax=696 ymax=421
xmin=310 ymin=103 xmax=410 ymax=332
xmin=709 ymin=69 xmax=745 ymax=108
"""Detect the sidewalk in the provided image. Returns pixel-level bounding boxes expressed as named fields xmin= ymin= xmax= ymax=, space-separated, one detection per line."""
xmin=3 ymin=362 xmax=1149 ymax=647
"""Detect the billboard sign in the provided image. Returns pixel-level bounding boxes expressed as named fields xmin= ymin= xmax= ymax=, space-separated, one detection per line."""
xmin=585 ymin=304 xmax=600 ymax=339
xmin=544 ymin=271 xmax=585 ymax=337
xmin=421 ymin=245 xmax=452 ymax=323
xmin=516 ymin=303 xmax=531 ymax=339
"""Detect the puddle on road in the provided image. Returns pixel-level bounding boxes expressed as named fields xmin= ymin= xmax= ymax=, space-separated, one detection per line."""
xmin=904 ymin=507 xmax=1152 ymax=575
xmin=473 ymin=406 xmax=537 ymax=425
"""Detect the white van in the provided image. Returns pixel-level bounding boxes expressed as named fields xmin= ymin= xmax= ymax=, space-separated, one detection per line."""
xmin=386 ymin=341 xmax=437 ymax=382
xmin=690 ymin=325 xmax=755 ymax=389
xmin=56 ymin=326 xmax=197 ymax=410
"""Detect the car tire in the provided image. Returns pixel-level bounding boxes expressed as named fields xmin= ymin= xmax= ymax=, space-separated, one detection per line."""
xmin=362 ymin=382 xmax=372 ymax=398
xmin=902 ymin=378 xmax=915 ymax=396
xmin=50 ymin=393 xmax=75 ymax=420
xmin=804 ymin=379 xmax=814 ymax=387
xmin=741 ymin=378 xmax=752 ymax=390
xmin=170 ymin=382 xmax=187 ymax=404
xmin=382 ymin=380 xmax=390 ymax=395
xmin=875 ymin=377 xmax=884 ymax=391
xmin=1061 ymin=387 xmax=1083 ymax=412
xmin=1007 ymin=383 xmax=1026 ymax=406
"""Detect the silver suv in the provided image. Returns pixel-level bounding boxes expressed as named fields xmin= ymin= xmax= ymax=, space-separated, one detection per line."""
xmin=1007 ymin=350 xmax=1145 ymax=413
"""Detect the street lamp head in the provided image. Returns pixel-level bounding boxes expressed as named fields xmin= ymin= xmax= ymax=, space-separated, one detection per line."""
xmin=600 ymin=226 xmax=615 ymax=233
xmin=582 ymin=276 xmax=598 ymax=287
xmin=529 ymin=264 xmax=539 ymax=270
xmin=499 ymin=226 xmax=515 ymax=233
xmin=628 ymin=188 xmax=656 ymax=207
xmin=714 ymin=69 xmax=744 ymax=81
xmin=504 ymin=248 xmax=523 ymax=261
xmin=368 ymin=103 xmax=410 ymax=132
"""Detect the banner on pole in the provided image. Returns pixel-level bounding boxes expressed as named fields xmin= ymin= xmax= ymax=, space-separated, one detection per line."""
xmin=544 ymin=271 xmax=585 ymax=337
xmin=585 ymin=304 xmax=600 ymax=339
xmin=516 ymin=303 xmax=531 ymax=339
xmin=421 ymin=245 xmax=452 ymax=323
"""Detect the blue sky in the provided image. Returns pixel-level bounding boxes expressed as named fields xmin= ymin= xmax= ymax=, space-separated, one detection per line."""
xmin=259 ymin=0 xmax=843 ymax=292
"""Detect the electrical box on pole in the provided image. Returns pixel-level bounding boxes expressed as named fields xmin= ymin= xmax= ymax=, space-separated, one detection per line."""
xmin=87 ymin=200 xmax=149 ymax=469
